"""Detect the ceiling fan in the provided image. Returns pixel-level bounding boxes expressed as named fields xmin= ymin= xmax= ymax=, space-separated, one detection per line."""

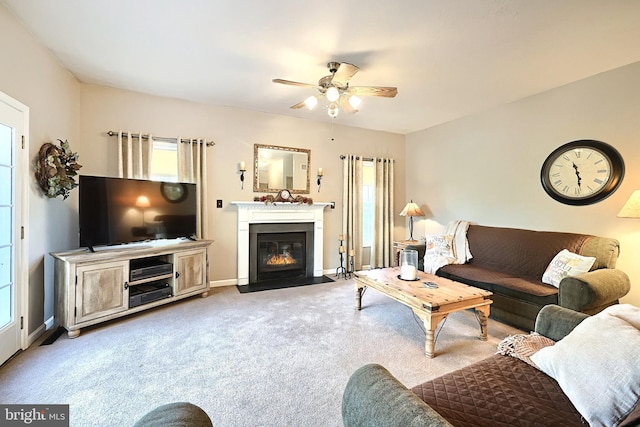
xmin=272 ymin=62 xmax=398 ymax=118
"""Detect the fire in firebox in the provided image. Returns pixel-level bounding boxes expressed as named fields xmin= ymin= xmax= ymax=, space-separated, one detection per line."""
xmin=266 ymin=251 xmax=297 ymax=265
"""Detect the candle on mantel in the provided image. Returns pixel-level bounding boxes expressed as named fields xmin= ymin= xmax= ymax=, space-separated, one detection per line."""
xmin=339 ymin=246 xmax=345 ymax=253
xmin=349 ymin=249 xmax=355 ymax=256
xmin=239 ymin=161 xmax=246 ymax=171
xmin=339 ymin=234 xmax=344 ymax=241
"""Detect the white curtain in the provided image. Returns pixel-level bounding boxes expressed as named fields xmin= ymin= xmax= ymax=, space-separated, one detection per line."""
xmin=178 ymin=138 xmax=209 ymax=239
xmin=372 ymin=157 xmax=394 ymax=268
xmin=342 ymin=155 xmax=363 ymax=270
xmin=117 ymin=130 xmax=153 ymax=179
xmin=342 ymin=155 xmax=395 ymax=270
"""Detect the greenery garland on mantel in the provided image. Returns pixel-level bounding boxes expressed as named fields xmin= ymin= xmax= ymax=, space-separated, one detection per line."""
xmin=35 ymin=139 xmax=82 ymax=200
xmin=254 ymin=194 xmax=313 ymax=205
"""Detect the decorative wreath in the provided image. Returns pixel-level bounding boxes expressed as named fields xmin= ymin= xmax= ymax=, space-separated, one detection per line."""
xmin=35 ymin=139 xmax=83 ymax=200
xmin=254 ymin=195 xmax=313 ymax=206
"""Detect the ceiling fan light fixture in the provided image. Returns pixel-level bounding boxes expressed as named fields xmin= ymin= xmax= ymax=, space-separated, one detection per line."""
xmin=326 ymin=86 xmax=340 ymax=103
xmin=304 ymin=95 xmax=318 ymax=109
xmin=273 ymin=62 xmax=397 ymax=119
xmin=348 ymin=95 xmax=362 ymax=109
xmin=327 ymin=102 xmax=339 ymax=118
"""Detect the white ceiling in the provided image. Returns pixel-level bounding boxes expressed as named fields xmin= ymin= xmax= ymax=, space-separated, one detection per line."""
xmin=3 ymin=0 xmax=640 ymax=134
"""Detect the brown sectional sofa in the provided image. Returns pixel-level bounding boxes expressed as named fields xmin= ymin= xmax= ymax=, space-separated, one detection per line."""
xmin=341 ymin=305 xmax=640 ymax=427
xmin=406 ymin=224 xmax=630 ymax=330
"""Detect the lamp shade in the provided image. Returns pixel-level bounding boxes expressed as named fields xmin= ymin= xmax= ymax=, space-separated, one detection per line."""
xmin=617 ymin=190 xmax=640 ymax=218
xmin=399 ymin=201 xmax=425 ymax=217
xmin=135 ymin=195 xmax=150 ymax=208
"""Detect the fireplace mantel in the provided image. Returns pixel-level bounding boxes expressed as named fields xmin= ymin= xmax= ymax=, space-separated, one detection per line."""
xmin=231 ymin=201 xmax=330 ymax=285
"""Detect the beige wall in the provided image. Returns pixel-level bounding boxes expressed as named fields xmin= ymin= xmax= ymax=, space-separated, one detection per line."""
xmin=78 ymin=84 xmax=406 ymax=284
xmin=0 ymin=4 xmax=80 ymax=335
xmin=406 ymin=61 xmax=640 ymax=306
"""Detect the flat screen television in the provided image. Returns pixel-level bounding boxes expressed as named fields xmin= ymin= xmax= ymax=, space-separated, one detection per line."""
xmin=79 ymin=175 xmax=197 ymax=249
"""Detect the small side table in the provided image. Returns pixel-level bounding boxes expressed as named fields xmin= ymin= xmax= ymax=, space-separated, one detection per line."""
xmin=393 ymin=240 xmax=421 ymax=267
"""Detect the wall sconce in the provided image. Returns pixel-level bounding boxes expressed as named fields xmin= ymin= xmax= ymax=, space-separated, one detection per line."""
xmin=239 ymin=161 xmax=246 ymax=189
xmin=317 ymin=167 xmax=323 ymax=192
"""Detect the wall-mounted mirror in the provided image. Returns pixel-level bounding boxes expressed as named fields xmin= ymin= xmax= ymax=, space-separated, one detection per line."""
xmin=254 ymin=144 xmax=310 ymax=194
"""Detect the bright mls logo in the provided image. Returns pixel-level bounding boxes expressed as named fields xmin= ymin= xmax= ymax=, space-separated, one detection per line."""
xmin=1 ymin=405 xmax=69 ymax=426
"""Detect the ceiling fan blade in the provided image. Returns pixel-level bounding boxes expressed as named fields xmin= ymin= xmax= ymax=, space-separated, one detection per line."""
xmin=272 ymin=79 xmax=316 ymax=88
xmin=349 ymin=86 xmax=398 ymax=98
xmin=290 ymin=100 xmax=307 ymax=109
xmin=331 ymin=63 xmax=359 ymax=86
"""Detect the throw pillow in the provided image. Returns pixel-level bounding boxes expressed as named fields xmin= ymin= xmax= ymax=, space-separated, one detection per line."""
xmin=496 ymin=332 xmax=555 ymax=369
xmin=424 ymin=234 xmax=454 ymax=258
xmin=541 ymin=249 xmax=596 ymax=287
xmin=530 ymin=304 xmax=640 ymax=427
xmin=422 ymin=234 xmax=455 ymax=274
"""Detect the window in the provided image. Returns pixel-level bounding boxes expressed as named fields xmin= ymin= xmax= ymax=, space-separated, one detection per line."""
xmin=362 ymin=161 xmax=374 ymax=247
xmin=150 ymin=140 xmax=178 ymax=181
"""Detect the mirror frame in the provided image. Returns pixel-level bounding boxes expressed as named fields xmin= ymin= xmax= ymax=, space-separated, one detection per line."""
xmin=253 ymin=144 xmax=311 ymax=194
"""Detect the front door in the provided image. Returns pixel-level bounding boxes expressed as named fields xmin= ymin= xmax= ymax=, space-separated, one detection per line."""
xmin=0 ymin=91 xmax=28 ymax=366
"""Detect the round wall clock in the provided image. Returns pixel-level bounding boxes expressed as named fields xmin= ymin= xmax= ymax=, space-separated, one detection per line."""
xmin=161 ymin=182 xmax=188 ymax=203
xmin=540 ymin=140 xmax=624 ymax=206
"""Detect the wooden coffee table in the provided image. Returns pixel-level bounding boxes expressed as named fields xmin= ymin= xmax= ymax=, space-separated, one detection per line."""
xmin=354 ymin=267 xmax=492 ymax=358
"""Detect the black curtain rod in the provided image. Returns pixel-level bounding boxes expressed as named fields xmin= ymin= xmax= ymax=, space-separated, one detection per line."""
xmin=107 ymin=131 xmax=215 ymax=147
xmin=340 ymin=155 xmax=394 ymax=162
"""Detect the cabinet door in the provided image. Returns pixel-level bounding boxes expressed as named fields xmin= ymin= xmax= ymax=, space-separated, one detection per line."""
xmin=76 ymin=261 xmax=128 ymax=324
xmin=174 ymin=249 xmax=207 ymax=296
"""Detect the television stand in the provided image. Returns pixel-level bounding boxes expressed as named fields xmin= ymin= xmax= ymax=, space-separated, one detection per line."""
xmin=51 ymin=239 xmax=212 ymax=338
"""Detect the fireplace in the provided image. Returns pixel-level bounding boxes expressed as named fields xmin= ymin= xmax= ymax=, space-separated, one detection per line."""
xmin=232 ymin=201 xmax=330 ymax=286
xmin=249 ymin=223 xmax=314 ymax=283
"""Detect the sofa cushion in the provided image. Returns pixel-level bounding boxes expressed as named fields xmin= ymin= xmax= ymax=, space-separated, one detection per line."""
xmin=531 ymin=304 xmax=640 ymax=427
xmin=411 ymin=354 xmax=583 ymax=427
xmin=439 ymin=265 xmax=559 ymax=300
xmin=466 ymin=225 xmax=591 ymax=280
xmin=542 ymin=249 xmax=596 ymax=287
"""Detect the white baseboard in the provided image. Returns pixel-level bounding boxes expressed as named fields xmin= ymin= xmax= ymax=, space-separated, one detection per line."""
xmin=45 ymin=316 xmax=55 ymax=330
xmin=209 ymin=279 xmax=237 ymax=288
xmin=27 ymin=322 xmax=47 ymax=347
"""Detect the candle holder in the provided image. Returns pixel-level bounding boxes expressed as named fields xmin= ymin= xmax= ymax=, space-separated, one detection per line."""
xmin=347 ymin=253 xmax=354 ymax=279
xmin=336 ymin=238 xmax=347 ymax=279
xmin=400 ymin=249 xmax=419 ymax=280
xmin=317 ymin=168 xmax=323 ymax=193
xmin=239 ymin=162 xmax=247 ymax=189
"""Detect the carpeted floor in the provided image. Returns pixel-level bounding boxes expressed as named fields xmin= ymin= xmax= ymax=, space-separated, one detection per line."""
xmin=0 ymin=278 xmax=523 ymax=426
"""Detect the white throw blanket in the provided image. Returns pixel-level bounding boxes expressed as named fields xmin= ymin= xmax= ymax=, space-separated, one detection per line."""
xmin=423 ymin=220 xmax=472 ymax=274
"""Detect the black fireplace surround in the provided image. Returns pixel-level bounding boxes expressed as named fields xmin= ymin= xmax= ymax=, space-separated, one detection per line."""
xmin=249 ymin=222 xmax=314 ymax=284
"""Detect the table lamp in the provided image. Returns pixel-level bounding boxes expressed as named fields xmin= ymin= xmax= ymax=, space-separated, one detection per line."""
xmin=399 ymin=200 xmax=425 ymax=241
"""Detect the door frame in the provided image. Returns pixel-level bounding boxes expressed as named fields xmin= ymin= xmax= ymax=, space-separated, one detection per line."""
xmin=0 ymin=90 xmax=29 ymax=356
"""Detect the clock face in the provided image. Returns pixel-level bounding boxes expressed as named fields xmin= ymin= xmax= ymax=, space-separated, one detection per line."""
xmin=540 ymin=140 xmax=624 ymax=206
xmin=279 ymin=189 xmax=291 ymax=200
xmin=161 ymin=182 xmax=188 ymax=203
